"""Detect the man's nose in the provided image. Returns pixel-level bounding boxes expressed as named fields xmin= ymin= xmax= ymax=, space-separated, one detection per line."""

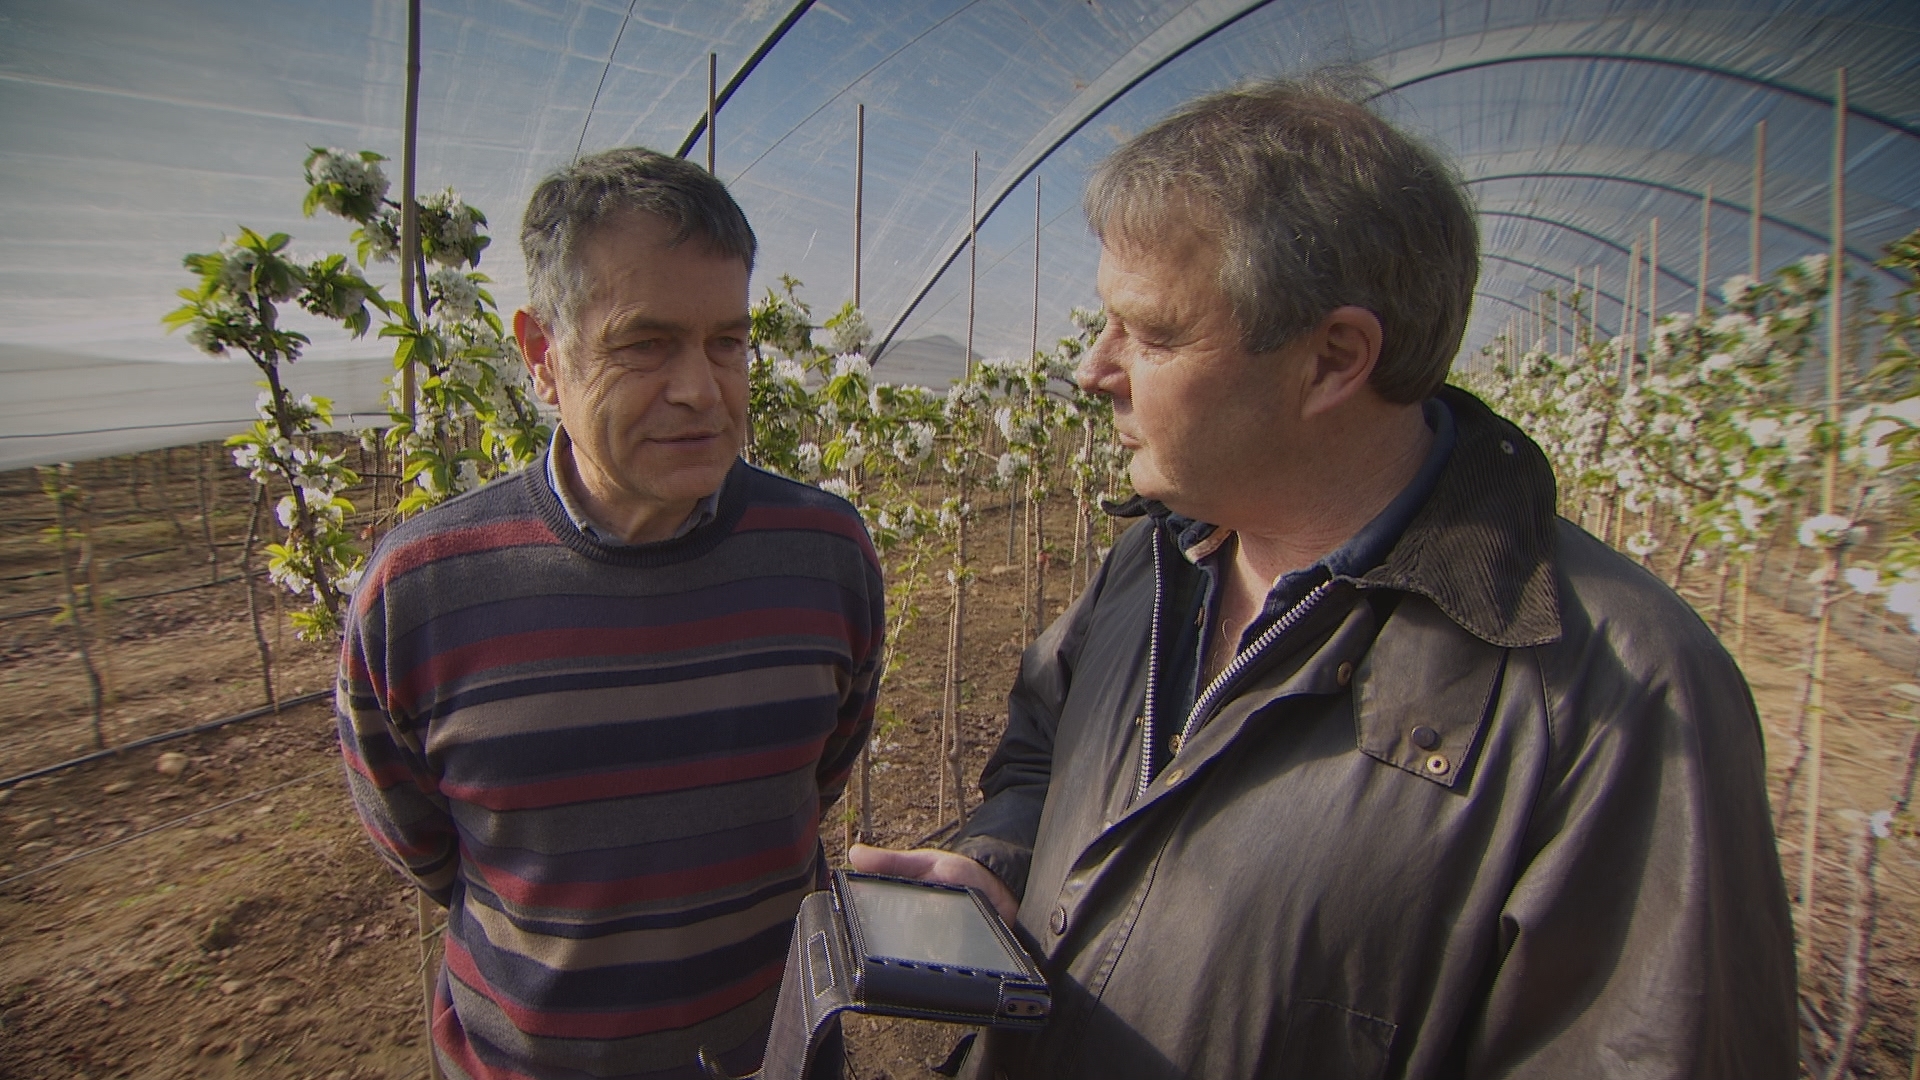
xmin=1075 ymin=329 xmax=1118 ymax=395
xmin=662 ymin=347 xmax=722 ymax=409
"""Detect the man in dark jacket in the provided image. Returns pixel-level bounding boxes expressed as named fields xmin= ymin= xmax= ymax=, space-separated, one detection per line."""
xmin=851 ymin=68 xmax=1796 ymax=1078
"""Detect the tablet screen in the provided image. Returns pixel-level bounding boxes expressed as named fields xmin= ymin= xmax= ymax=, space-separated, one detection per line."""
xmin=845 ymin=877 xmax=1027 ymax=974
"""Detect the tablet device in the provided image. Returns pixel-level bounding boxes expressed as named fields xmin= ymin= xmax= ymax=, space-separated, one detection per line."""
xmin=707 ymin=871 xmax=1050 ymax=1080
xmin=834 ymin=870 xmax=1050 ymax=1026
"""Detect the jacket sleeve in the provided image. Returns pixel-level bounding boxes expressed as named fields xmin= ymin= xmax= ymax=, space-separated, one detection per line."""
xmin=816 ymin=538 xmax=885 ymax=818
xmin=948 ymin=530 xmax=1129 ymax=900
xmin=335 ymin=569 xmax=459 ymax=907
xmin=1468 ymin=609 xmax=1798 ymax=1079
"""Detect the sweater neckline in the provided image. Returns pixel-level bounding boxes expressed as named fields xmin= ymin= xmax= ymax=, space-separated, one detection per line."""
xmin=523 ymin=454 xmax=752 ymax=567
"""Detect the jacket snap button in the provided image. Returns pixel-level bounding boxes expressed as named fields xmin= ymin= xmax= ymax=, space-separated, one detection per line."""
xmin=1164 ymin=768 xmax=1184 ymax=786
xmin=1335 ymin=661 xmax=1353 ymax=686
xmin=1050 ymin=905 xmax=1068 ymax=935
xmin=1411 ymin=725 xmax=1440 ymax=750
xmin=1425 ymin=754 xmax=1450 ymax=775
xmin=1499 ymin=439 xmax=1516 ymax=455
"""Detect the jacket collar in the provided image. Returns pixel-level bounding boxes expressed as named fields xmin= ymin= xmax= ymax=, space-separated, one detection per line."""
xmin=1358 ymin=385 xmax=1560 ymax=648
xmin=1108 ymin=384 xmax=1562 ymax=650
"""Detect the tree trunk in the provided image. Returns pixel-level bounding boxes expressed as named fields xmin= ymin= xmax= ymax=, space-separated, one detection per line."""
xmin=1670 ymin=528 xmax=1700 ymax=592
xmin=260 ymin=358 xmax=340 ymax=628
xmin=152 ymin=447 xmax=197 ymax=555
xmin=198 ymin=443 xmax=221 ymax=585
xmin=1794 ymin=551 xmax=1841 ymax=920
xmin=941 ymin=476 xmax=971 ymax=833
xmin=240 ymin=484 xmax=277 ymax=709
xmin=40 ymin=468 xmax=106 ymax=750
xmin=1711 ymin=557 xmax=1734 ymax=634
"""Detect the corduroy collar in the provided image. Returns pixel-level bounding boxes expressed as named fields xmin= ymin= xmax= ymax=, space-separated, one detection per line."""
xmin=1357 ymin=385 xmax=1561 ymax=648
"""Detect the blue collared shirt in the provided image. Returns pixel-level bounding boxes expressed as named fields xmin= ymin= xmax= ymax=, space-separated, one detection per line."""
xmin=1163 ymin=397 xmax=1457 ymax=729
xmin=543 ymin=425 xmax=724 ymax=548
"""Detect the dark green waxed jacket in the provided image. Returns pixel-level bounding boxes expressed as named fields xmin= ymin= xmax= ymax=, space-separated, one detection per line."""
xmin=949 ymin=386 xmax=1796 ymax=1080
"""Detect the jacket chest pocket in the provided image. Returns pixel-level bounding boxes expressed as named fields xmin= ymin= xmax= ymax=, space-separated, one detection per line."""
xmin=1265 ymin=999 xmax=1398 ymax=1080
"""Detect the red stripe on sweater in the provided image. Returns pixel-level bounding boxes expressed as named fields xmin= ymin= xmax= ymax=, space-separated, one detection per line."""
xmin=736 ymin=506 xmax=878 ymax=566
xmin=442 ymin=935 xmax=786 ymax=1040
xmin=394 ymin=608 xmax=851 ymax=706
xmin=439 ymin=737 xmax=828 ymax=810
xmin=339 ymin=739 xmax=419 ymax=791
xmin=472 ymin=830 xmax=817 ymax=910
xmin=364 ymin=519 xmax=560 ymax=602
xmin=434 ymin=996 xmax=541 ymax=1080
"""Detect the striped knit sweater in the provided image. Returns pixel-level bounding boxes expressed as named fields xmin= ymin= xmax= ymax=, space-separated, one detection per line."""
xmin=337 ymin=456 xmax=882 ymax=1080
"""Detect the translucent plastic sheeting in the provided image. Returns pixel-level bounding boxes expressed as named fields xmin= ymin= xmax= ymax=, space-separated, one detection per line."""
xmin=1 ymin=0 xmax=1916 ymax=468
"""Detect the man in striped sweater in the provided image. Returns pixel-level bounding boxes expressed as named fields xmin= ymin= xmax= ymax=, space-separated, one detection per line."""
xmin=338 ymin=148 xmax=882 ymax=1080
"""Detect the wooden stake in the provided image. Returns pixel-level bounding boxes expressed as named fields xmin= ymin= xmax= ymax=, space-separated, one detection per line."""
xmin=1697 ymin=183 xmax=1713 ymax=321
xmin=1031 ymin=175 xmax=1042 ymax=364
xmin=1825 ymin=69 xmax=1847 ymax=518
xmin=417 ymin=888 xmax=442 ymax=1080
xmin=1648 ymin=217 xmax=1661 ymax=352
xmin=1798 ymin=79 xmax=1850 ymax=932
xmin=1751 ymin=120 xmax=1767 ymax=279
xmin=400 ymin=0 xmax=421 ymax=423
xmin=853 ymin=103 xmax=864 ymax=309
xmin=966 ymin=151 xmax=978 ymax=379
xmin=1736 ymin=558 xmax=1750 ymax=668
xmin=1623 ymin=240 xmax=1641 ymax=384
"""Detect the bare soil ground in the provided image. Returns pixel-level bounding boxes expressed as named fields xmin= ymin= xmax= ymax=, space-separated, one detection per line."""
xmin=1 ymin=449 xmax=1916 ymax=1078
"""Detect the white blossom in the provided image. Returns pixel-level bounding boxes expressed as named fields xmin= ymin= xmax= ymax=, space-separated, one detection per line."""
xmin=1869 ymin=809 xmax=1895 ymax=839
xmin=773 ymin=358 xmax=807 ymax=386
xmin=430 ymin=268 xmax=482 ymax=323
xmin=310 ymin=148 xmax=390 ymax=204
xmin=831 ymin=353 xmax=871 ymax=381
xmin=1886 ymin=581 xmax=1920 ymax=617
xmin=1797 ymin=514 xmax=1853 ymax=550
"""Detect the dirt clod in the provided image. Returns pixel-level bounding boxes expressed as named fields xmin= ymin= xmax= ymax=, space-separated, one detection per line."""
xmin=102 ymin=780 xmax=134 ymax=795
xmin=219 ymin=978 xmax=247 ymax=996
xmin=257 ymin=995 xmax=285 ymax=1015
xmin=14 ymin=817 xmax=53 ymax=841
xmin=155 ymin=752 xmax=189 ymax=778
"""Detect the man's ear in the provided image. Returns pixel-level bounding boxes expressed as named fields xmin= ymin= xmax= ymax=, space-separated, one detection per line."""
xmin=514 ymin=309 xmax=562 ymax=407
xmin=1300 ymin=305 xmax=1384 ymax=418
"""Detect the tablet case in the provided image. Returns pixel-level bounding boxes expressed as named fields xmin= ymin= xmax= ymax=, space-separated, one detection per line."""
xmin=701 ymin=872 xmax=1049 ymax=1080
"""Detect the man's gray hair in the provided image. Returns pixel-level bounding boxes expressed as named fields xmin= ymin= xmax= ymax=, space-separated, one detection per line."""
xmin=1084 ymin=66 xmax=1479 ymax=403
xmin=519 ymin=147 xmax=756 ymax=337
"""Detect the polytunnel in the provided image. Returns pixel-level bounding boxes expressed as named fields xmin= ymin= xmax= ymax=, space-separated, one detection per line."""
xmin=2 ymin=0 xmax=1917 ymax=469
